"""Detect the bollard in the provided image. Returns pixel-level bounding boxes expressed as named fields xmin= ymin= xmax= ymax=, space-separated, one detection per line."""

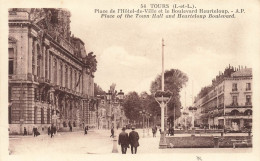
xmin=213 ymin=137 xmax=219 ymax=148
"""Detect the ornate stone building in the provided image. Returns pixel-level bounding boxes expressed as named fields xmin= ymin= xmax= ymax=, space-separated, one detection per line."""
xmin=8 ymin=8 xmax=97 ymax=134
xmin=194 ymin=65 xmax=252 ymax=131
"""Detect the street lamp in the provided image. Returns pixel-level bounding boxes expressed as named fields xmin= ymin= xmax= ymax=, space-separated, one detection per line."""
xmin=106 ymin=89 xmax=124 ymax=153
xmin=188 ymin=106 xmax=197 ymax=136
xmin=139 ymin=110 xmax=146 ymax=138
xmin=117 ymin=90 xmax=124 ymax=128
xmin=146 ymin=113 xmax=152 ymax=136
xmin=154 ymin=90 xmax=172 ymax=149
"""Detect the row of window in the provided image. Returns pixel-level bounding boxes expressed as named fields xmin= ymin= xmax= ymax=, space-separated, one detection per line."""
xmin=232 ymin=83 xmax=251 ymax=91
xmin=8 ymin=42 xmax=82 ymax=92
xmin=231 ymin=95 xmax=252 ymax=106
xmin=8 ymin=107 xmax=51 ymax=124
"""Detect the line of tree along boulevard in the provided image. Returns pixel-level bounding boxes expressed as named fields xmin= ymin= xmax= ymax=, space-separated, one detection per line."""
xmin=94 ymin=69 xmax=188 ymax=128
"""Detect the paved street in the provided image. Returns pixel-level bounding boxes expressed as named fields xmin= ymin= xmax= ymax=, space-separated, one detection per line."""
xmin=9 ymin=129 xmax=252 ymax=155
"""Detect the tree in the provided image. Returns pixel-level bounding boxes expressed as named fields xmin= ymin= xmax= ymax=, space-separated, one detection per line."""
xmin=122 ymin=92 xmax=142 ymax=123
xmin=150 ymin=69 xmax=188 ymax=127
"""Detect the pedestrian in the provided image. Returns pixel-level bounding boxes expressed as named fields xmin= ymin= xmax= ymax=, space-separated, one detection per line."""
xmin=170 ymin=126 xmax=174 ymax=136
xmin=35 ymin=128 xmax=40 ymax=137
xmin=110 ymin=127 xmax=114 ymax=138
xmin=53 ymin=126 xmax=57 ymax=134
xmin=48 ymin=126 xmax=51 ymax=135
xmin=70 ymin=125 xmax=72 ymax=132
xmin=118 ymin=127 xmax=129 ymax=154
xmin=23 ymin=127 xmax=27 ymax=136
xmin=155 ymin=126 xmax=158 ymax=137
xmin=84 ymin=126 xmax=88 ymax=135
xmin=129 ymin=126 xmax=139 ymax=154
xmin=33 ymin=127 xmax=37 ymax=137
xmin=51 ymin=124 xmax=54 ymax=138
xmin=152 ymin=127 xmax=156 ymax=137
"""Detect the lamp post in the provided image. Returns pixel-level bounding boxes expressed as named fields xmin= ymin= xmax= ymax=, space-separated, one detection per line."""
xmin=154 ymin=90 xmax=172 ymax=149
xmin=146 ymin=113 xmax=152 ymax=136
xmin=106 ymin=89 xmax=124 ymax=153
xmin=118 ymin=90 xmax=124 ymax=128
xmin=188 ymin=106 xmax=197 ymax=136
xmin=139 ymin=110 xmax=146 ymax=138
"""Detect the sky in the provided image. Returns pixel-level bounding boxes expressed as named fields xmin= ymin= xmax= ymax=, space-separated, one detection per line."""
xmin=66 ymin=0 xmax=258 ymax=107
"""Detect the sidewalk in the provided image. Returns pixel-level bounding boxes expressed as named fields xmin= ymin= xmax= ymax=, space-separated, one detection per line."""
xmin=8 ymin=128 xmax=252 ymax=155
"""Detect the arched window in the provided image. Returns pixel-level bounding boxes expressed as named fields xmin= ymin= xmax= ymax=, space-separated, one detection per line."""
xmin=60 ymin=62 xmax=63 ymax=86
xmin=54 ymin=58 xmax=57 ymax=84
xmin=74 ymin=70 xmax=77 ymax=90
xmin=231 ymin=110 xmax=240 ymax=116
xmin=47 ymin=108 xmax=50 ymax=124
xmin=32 ymin=43 xmax=36 ymax=75
xmin=244 ymin=110 xmax=252 ymax=116
xmin=70 ymin=67 xmax=72 ymax=89
xmin=45 ymin=49 xmax=48 ymax=78
xmin=34 ymin=106 xmax=38 ymax=124
xmin=49 ymin=54 xmax=52 ymax=81
xmin=65 ymin=65 xmax=68 ymax=88
xmin=8 ymin=104 xmax=12 ymax=124
xmin=36 ymin=45 xmax=41 ymax=77
xmin=41 ymin=108 xmax=44 ymax=124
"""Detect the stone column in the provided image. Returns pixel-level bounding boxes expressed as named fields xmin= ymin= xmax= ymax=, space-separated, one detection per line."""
xmin=49 ymin=54 xmax=52 ymax=83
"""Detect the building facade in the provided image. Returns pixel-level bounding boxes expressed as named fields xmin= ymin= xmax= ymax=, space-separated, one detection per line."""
xmin=194 ymin=66 xmax=252 ymax=131
xmin=8 ymin=8 xmax=97 ymax=134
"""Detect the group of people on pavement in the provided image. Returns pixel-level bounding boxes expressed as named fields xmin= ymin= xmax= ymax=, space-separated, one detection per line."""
xmin=118 ymin=126 xmax=140 ymax=154
xmin=33 ymin=127 xmax=40 ymax=137
xmin=48 ymin=124 xmax=57 ymax=138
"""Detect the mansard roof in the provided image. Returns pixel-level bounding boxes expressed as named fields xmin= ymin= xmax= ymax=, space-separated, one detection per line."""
xmin=231 ymin=68 xmax=252 ymax=77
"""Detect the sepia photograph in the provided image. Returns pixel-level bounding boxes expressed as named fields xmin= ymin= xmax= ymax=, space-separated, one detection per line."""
xmin=1 ymin=0 xmax=260 ymax=161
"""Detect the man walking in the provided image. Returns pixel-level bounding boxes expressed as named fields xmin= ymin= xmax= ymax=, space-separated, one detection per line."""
xmin=50 ymin=124 xmax=55 ymax=138
xmin=118 ymin=127 xmax=129 ymax=154
xmin=110 ymin=127 xmax=114 ymax=138
xmin=84 ymin=125 xmax=88 ymax=135
xmin=129 ymin=126 xmax=139 ymax=154
xmin=152 ymin=127 xmax=156 ymax=137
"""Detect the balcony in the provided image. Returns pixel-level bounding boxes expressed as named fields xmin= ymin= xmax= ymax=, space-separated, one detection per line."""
xmin=245 ymin=102 xmax=252 ymax=106
xmin=226 ymin=102 xmax=252 ymax=108
xmin=8 ymin=74 xmax=34 ymax=81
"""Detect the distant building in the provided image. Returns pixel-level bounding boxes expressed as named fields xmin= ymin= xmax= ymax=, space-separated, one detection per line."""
xmin=8 ymin=8 xmax=97 ymax=134
xmin=194 ymin=65 xmax=252 ymax=131
xmin=96 ymin=94 xmax=128 ymax=129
